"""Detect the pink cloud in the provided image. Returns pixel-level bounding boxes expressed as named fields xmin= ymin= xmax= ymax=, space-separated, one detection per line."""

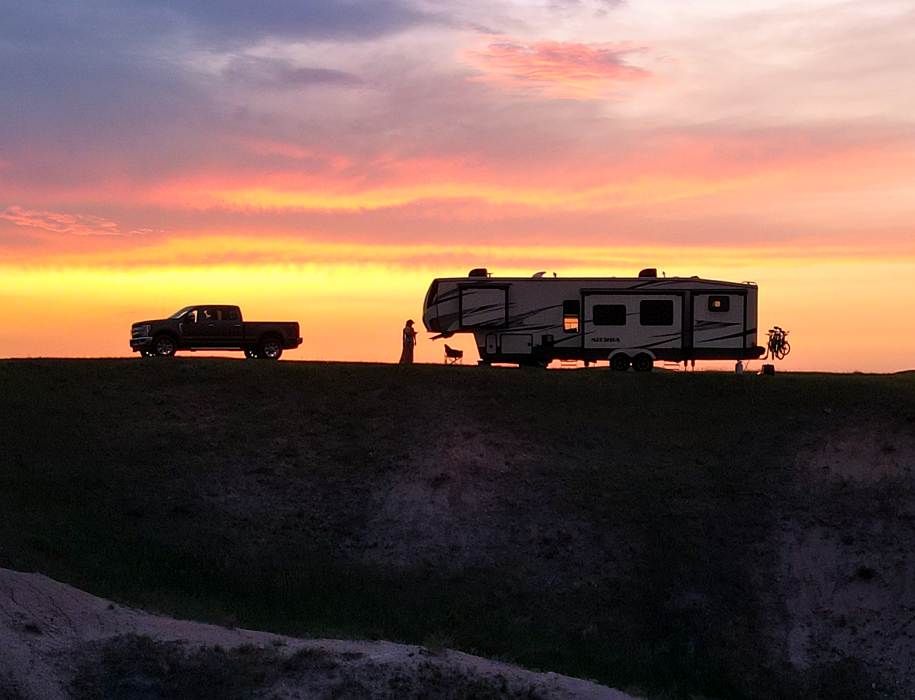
xmin=0 ymin=205 xmax=154 ymax=236
xmin=459 ymin=36 xmax=655 ymax=98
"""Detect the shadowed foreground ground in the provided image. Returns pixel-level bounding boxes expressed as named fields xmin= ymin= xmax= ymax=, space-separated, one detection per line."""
xmin=1 ymin=359 xmax=914 ymax=699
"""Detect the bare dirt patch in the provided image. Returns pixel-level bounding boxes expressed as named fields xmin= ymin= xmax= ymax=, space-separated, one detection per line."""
xmin=771 ymin=414 xmax=915 ymax=697
xmin=0 ymin=568 xmax=640 ymax=700
xmin=796 ymin=419 xmax=915 ymax=484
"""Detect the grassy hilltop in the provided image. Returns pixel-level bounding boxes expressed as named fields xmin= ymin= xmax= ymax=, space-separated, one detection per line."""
xmin=2 ymin=359 xmax=915 ymax=700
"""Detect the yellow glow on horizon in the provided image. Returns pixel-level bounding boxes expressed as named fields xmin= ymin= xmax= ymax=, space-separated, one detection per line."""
xmin=2 ymin=256 xmax=914 ymax=372
xmin=181 ymin=177 xmax=727 ymax=212
xmin=17 ymin=234 xmax=915 ymax=271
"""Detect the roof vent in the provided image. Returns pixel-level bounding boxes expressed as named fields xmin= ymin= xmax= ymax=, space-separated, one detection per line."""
xmin=638 ymin=268 xmax=658 ymax=278
xmin=468 ymin=268 xmax=490 ymax=277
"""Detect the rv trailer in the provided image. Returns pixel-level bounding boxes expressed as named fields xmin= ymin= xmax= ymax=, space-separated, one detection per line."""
xmin=422 ymin=268 xmax=765 ymax=370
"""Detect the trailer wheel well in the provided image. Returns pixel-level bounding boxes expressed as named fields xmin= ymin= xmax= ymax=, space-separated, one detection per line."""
xmin=609 ymin=349 xmax=656 ymax=361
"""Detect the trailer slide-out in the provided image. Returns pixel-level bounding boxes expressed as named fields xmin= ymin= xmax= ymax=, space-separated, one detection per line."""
xmin=422 ymin=268 xmax=765 ymax=370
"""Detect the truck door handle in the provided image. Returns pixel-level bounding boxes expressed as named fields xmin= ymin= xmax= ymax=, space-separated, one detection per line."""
xmin=207 ymin=323 xmax=215 ymax=327
xmin=234 ymin=324 xmax=241 ymax=328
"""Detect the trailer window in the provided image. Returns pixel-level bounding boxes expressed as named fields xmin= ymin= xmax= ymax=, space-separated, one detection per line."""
xmin=640 ymin=300 xmax=673 ymax=326
xmin=708 ymin=296 xmax=730 ymax=313
xmin=593 ymin=304 xmax=626 ymax=326
xmin=563 ymin=300 xmax=580 ymax=333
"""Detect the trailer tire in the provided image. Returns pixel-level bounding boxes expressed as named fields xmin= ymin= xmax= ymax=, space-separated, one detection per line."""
xmin=258 ymin=336 xmax=283 ymax=360
xmin=153 ymin=334 xmax=177 ymax=357
xmin=519 ymin=359 xmax=549 ymax=369
xmin=633 ymin=354 xmax=654 ymax=372
xmin=609 ymin=353 xmax=630 ymax=371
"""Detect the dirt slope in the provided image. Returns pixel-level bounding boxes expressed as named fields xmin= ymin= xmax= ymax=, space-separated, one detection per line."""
xmin=0 ymin=568 xmax=639 ymax=700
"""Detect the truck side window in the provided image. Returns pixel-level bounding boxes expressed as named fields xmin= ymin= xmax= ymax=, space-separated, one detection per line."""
xmin=186 ymin=310 xmax=197 ymax=323
xmin=222 ymin=307 xmax=239 ymax=321
xmin=563 ymin=300 xmax=580 ymax=333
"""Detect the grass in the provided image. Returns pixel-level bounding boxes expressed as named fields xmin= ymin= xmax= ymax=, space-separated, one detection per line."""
xmin=69 ymin=634 xmax=549 ymax=700
xmin=2 ymin=359 xmax=913 ymax=699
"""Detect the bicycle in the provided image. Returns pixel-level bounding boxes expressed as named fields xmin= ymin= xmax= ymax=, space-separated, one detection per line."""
xmin=766 ymin=326 xmax=790 ymax=360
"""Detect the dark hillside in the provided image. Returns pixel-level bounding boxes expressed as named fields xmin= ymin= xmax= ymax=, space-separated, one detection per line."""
xmin=2 ymin=359 xmax=915 ymax=699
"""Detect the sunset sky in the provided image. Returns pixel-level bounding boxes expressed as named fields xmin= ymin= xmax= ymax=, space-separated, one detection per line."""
xmin=3 ymin=0 xmax=915 ymax=370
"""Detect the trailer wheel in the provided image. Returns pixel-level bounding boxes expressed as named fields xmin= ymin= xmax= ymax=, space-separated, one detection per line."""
xmin=153 ymin=335 xmax=177 ymax=357
xmin=258 ymin=337 xmax=283 ymax=360
xmin=519 ymin=359 xmax=549 ymax=369
xmin=609 ymin=353 xmax=630 ymax=371
xmin=633 ymin=354 xmax=654 ymax=372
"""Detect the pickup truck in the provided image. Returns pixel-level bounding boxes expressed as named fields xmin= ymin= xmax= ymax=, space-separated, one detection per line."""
xmin=130 ymin=305 xmax=302 ymax=359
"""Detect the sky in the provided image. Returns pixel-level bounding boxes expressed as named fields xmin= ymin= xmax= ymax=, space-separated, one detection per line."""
xmin=2 ymin=0 xmax=915 ymax=370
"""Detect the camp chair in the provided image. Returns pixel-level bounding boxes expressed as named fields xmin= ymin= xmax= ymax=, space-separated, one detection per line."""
xmin=444 ymin=344 xmax=464 ymax=364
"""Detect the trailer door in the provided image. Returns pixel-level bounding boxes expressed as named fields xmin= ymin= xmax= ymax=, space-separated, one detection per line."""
xmin=583 ymin=294 xmax=683 ymax=351
xmin=692 ymin=293 xmax=746 ymax=348
xmin=460 ymin=286 xmax=507 ymax=328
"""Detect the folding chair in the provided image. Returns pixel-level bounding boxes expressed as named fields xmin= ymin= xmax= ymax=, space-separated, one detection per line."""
xmin=444 ymin=344 xmax=464 ymax=364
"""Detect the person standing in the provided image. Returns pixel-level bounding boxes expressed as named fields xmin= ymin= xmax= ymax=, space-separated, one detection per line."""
xmin=399 ymin=319 xmax=417 ymax=364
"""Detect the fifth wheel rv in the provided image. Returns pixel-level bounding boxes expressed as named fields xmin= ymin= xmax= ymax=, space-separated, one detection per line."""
xmin=422 ymin=268 xmax=765 ymax=370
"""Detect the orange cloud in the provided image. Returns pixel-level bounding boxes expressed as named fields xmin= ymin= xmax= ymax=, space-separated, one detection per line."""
xmin=0 ymin=205 xmax=155 ymax=237
xmin=5 ymin=127 xmax=915 ymax=237
xmin=459 ymin=36 xmax=655 ymax=98
xmin=146 ymin=142 xmax=907 ymax=217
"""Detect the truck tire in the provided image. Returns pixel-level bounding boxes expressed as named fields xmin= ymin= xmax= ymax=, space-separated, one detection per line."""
xmin=633 ymin=354 xmax=654 ymax=372
xmin=609 ymin=353 xmax=630 ymax=371
xmin=258 ymin=337 xmax=283 ymax=360
xmin=153 ymin=334 xmax=177 ymax=357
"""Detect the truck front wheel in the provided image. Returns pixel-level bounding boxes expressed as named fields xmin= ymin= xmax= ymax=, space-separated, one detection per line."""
xmin=153 ymin=335 xmax=177 ymax=357
xmin=258 ymin=337 xmax=283 ymax=360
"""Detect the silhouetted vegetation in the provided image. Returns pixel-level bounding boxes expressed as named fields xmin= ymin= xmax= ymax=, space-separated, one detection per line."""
xmin=70 ymin=634 xmax=549 ymax=700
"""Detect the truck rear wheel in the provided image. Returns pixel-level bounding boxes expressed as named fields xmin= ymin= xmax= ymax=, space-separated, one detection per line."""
xmin=153 ymin=335 xmax=177 ymax=357
xmin=258 ymin=337 xmax=283 ymax=360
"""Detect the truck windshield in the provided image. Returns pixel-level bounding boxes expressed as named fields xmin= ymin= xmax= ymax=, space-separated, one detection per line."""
xmin=168 ymin=306 xmax=195 ymax=319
